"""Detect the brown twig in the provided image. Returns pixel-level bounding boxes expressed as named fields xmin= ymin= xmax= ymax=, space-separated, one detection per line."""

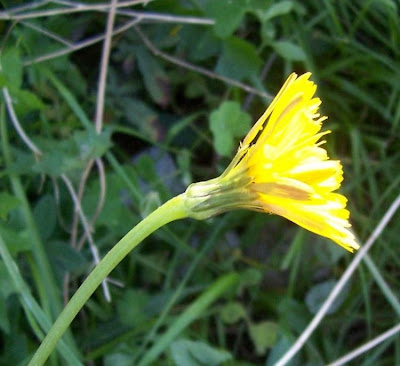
xmin=95 ymin=0 xmax=118 ymax=133
xmin=66 ymin=0 xmax=119 ymax=303
xmin=24 ymin=17 xmax=141 ymax=65
xmin=134 ymin=25 xmax=272 ymax=100
xmin=2 ymin=86 xmax=110 ymax=302
xmin=0 ymin=0 xmax=155 ymax=19
xmin=76 ymin=159 xmax=107 ymax=251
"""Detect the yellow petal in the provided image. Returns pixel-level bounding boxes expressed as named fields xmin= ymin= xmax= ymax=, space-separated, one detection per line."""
xmin=185 ymin=72 xmax=359 ymax=252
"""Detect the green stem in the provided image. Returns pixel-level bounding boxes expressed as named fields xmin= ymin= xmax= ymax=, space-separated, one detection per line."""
xmin=29 ymin=194 xmax=188 ymax=366
xmin=0 ymin=234 xmax=82 ymax=365
xmin=1 ymin=104 xmax=61 ymax=319
xmin=137 ymin=272 xmax=240 ymax=366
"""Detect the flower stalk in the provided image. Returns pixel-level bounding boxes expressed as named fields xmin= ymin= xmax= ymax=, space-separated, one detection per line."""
xmin=28 ymin=195 xmax=188 ymax=366
xmin=29 ymin=72 xmax=359 ymax=365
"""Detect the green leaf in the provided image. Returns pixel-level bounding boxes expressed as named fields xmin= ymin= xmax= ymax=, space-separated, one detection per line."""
xmin=0 ymin=298 xmax=10 ymax=334
xmin=33 ymin=150 xmax=72 ymax=176
xmin=4 ymin=150 xmax=36 ymax=175
xmin=84 ymin=168 xmax=134 ymax=234
xmin=136 ymin=47 xmax=171 ymax=106
xmin=33 ymin=130 xmax=111 ymax=176
xmin=32 ymin=136 xmax=80 ymax=175
xmin=33 ymin=194 xmax=56 ymax=240
xmin=210 ymin=101 xmax=251 ymax=157
xmin=0 ymin=224 xmax=32 ymax=255
xmin=240 ymin=268 xmax=263 ymax=287
xmin=140 ymin=191 xmax=161 ymax=218
xmin=305 ymin=280 xmax=349 ymax=315
xmin=261 ymin=22 xmax=277 ymax=42
xmin=0 ymin=262 xmax=15 ymax=299
xmin=170 ymin=339 xmax=232 ymax=366
xmin=187 ymin=29 xmax=221 ymax=62
xmin=248 ymin=321 xmax=278 ymax=355
xmin=48 ymin=240 xmax=87 ymax=273
xmin=104 ymin=352 xmax=134 ymax=366
xmin=117 ymin=289 xmax=150 ymax=327
xmin=0 ymin=193 xmax=20 ymax=220
xmin=0 ymin=48 xmax=23 ymax=89
xmin=73 ymin=129 xmax=112 ymax=161
xmin=123 ymin=98 xmax=159 ymax=140
xmin=220 ymin=301 xmax=246 ymax=324
xmin=13 ymin=89 xmax=46 ymax=114
xmin=1 ymin=330 xmax=29 ymax=365
xmin=262 ymin=1 xmax=294 ymax=20
xmin=266 ymin=333 xmax=298 ymax=366
xmin=278 ymin=298 xmax=309 ymax=333
xmin=205 ymin=0 xmax=248 ymax=38
xmin=272 ymin=41 xmax=306 ymax=61
xmin=216 ymin=37 xmax=262 ymax=81
xmin=140 ymin=273 xmax=240 ymax=365
xmin=0 ymin=262 xmax=15 ymax=333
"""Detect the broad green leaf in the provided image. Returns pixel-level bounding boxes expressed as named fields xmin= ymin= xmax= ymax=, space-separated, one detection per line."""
xmin=216 ymin=37 xmax=262 ymax=81
xmin=210 ymin=101 xmax=251 ymax=157
xmin=305 ymin=280 xmax=349 ymax=315
xmin=0 ymin=48 xmax=22 ymax=89
xmin=220 ymin=301 xmax=246 ymax=324
xmin=0 ymin=193 xmax=20 ymax=220
xmin=205 ymin=0 xmax=247 ymax=38
xmin=272 ymin=41 xmax=306 ymax=61
xmin=170 ymin=339 xmax=232 ymax=366
xmin=248 ymin=321 xmax=278 ymax=355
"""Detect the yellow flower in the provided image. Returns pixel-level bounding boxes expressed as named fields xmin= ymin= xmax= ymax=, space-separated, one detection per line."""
xmin=184 ymin=73 xmax=359 ymax=252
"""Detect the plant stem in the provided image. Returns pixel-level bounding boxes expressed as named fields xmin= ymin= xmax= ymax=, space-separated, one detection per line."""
xmin=1 ymin=104 xmax=62 ymax=320
xmin=29 ymin=194 xmax=188 ymax=366
xmin=0 ymin=234 xmax=82 ymax=365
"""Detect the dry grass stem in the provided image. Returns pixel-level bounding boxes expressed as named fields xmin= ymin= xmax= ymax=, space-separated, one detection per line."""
xmin=276 ymin=192 xmax=400 ymax=366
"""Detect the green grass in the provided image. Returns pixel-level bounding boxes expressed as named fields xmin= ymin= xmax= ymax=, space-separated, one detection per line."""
xmin=1 ymin=0 xmax=400 ymax=365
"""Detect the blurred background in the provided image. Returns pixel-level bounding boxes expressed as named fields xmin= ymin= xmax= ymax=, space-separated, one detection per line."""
xmin=1 ymin=0 xmax=400 ymax=365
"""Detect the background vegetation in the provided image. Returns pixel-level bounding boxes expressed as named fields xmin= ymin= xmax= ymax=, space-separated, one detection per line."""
xmin=1 ymin=0 xmax=400 ymax=365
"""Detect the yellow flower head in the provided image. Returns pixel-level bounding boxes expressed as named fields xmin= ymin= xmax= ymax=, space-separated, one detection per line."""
xmin=185 ymin=73 xmax=359 ymax=252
